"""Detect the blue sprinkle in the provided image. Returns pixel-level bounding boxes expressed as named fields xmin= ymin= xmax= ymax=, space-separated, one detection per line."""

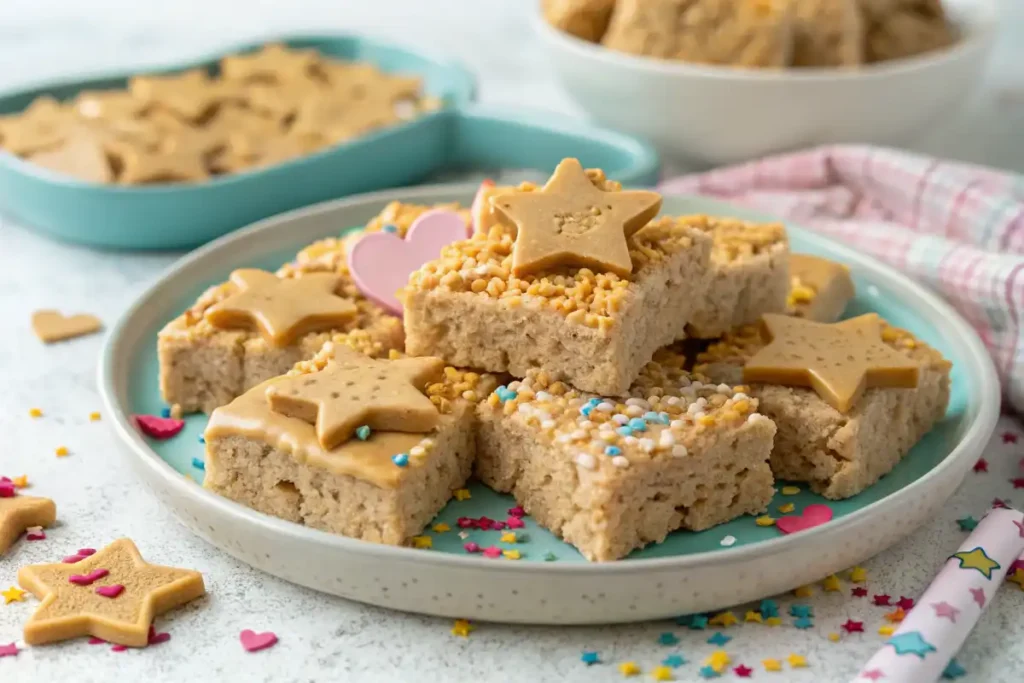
xmin=688 ymin=615 xmax=708 ymax=630
xmin=699 ymin=665 xmax=721 ymax=679
xmin=627 ymin=418 xmax=647 ymax=432
xmin=191 ymin=457 xmax=205 ymax=471
xmin=160 ymin=407 xmax=171 ymax=418
xmin=643 ymin=411 xmax=661 ymax=422
xmin=790 ymin=604 xmax=813 ymax=618
xmin=382 ymin=224 xmax=398 ymax=233
xmin=616 ymin=426 xmax=634 ymax=437
xmin=198 ymin=435 xmax=205 ymax=444
xmin=759 ymin=599 xmax=779 ymax=618
xmin=587 ymin=398 xmax=601 ymax=406
xmin=356 ymin=425 xmax=372 ymax=441
xmin=942 ymin=658 xmax=966 ymax=680
xmin=658 ymin=632 xmax=679 ymax=646
xmin=706 ymin=632 xmax=731 ymax=646
xmin=794 ymin=616 xmax=814 ymax=629
xmin=662 ymin=654 xmax=686 ymax=668
xmin=580 ymin=405 xmax=594 ymax=417
xmin=496 ymin=387 xmax=518 ymax=403
xmin=580 ymin=651 xmax=600 ymax=665
xmin=392 ymin=453 xmax=409 ymax=467
xmin=657 ymin=412 xmax=672 ymax=424
xmin=604 ymin=446 xmax=622 ymax=456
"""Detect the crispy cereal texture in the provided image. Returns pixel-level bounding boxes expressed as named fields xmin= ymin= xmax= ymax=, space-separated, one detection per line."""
xmin=543 ymin=0 xmax=618 ymax=42
xmin=791 ymin=0 xmax=864 ymax=67
xmin=18 ymin=538 xmax=205 ymax=647
xmin=858 ymin=0 xmax=956 ymax=63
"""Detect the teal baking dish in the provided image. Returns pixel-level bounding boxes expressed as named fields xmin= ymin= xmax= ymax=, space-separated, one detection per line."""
xmin=0 ymin=35 xmax=659 ymax=250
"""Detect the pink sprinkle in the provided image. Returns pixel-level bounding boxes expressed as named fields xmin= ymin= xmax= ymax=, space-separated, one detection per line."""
xmin=477 ymin=517 xmax=495 ymax=530
xmin=463 ymin=542 xmax=481 ymax=553
xmin=0 ymin=643 xmax=19 ymax=658
xmin=147 ymin=626 xmax=171 ymax=646
xmin=492 ymin=521 xmax=506 ymax=530
xmin=134 ymin=414 xmax=185 ymax=440
xmin=506 ymin=517 xmax=525 ymax=529
xmin=1010 ymin=559 xmax=1024 ymax=574
xmin=482 ymin=546 xmax=502 ymax=559
xmin=508 ymin=506 xmax=525 ymax=517
xmin=96 ymin=584 xmax=125 ymax=598
xmin=111 ymin=645 xmax=128 ymax=652
xmin=88 ymin=637 xmax=106 ymax=645
xmin=239 ymin=629 xmax=278 ymax=653
xmin=63 ymin=548 xmax=97 ymax=564
xmin=26 ymin=527 xmax=46 ymax=541
xmin=78 ymin=548 xmax=96 ymax=556
xmin=69 ymin=569 xmax=109 ymax=586
xmin=0 ymin=477 xmax=9 ymax=483
xmin=456 ymin=517 xmax=477 ymax=529
xmin=0 ymin=482 xmax=14 ymax=498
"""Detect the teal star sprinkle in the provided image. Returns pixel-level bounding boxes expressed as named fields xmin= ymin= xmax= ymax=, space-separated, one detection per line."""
xmin=759 ymin=599 xmax=779 ymax=618
xmin=699 ymin=665 xmax=721 ymax=679
xmin=688 ymin=615 xmax=709 ymax=630
xmin=790 ymin=604 xmax=813 ymax=618
xmin=543 ymin=552 xmax=558 ymax=562
xmin=957 ymin=516 xmax=979 ymax=531
xmin=942 ymin=658 xmax=966 ymax=679
xmin=662 ymin=655 xmax=686 ymax=668
xmin=706 ymin=632 xmax=731 ymax=646
xmin=794 ymin=616 xmax=814 ymax=629
xmin=658 ymin=632 xmax=680 ymax=646
xmin=580 ymin=651 xmax=600 ymax=665
xmin=887 ymin=631 xmax=938 ymax=659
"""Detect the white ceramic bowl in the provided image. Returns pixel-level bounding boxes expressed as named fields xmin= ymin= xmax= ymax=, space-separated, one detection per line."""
xmin=534 ymin=0 xmax=999 ymax=167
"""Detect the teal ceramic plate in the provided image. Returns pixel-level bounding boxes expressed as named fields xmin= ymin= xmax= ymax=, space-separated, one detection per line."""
xmin=98 ymin=186 xmax=999 ymax=623
xmin=0 ymin=35 xmax=658 ymax=251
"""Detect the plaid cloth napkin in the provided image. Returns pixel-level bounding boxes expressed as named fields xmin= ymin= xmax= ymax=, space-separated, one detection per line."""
xmin=658 ymin=145 xmax=1024 ymax=413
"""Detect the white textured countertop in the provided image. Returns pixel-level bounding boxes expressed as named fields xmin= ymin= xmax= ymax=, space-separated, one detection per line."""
xmin=1 ymin=2 xmax=1023 ymax=682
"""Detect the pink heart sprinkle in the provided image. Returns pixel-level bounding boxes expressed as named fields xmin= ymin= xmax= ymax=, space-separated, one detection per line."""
xmin=507 ymin=506 xmax=525 ymax=518
xmin=0 ymin=643 xmax=19 ymax=658
xmin=0 ymin=483 xmax=14 ymax=498
xmin=463 ymin=542 xmax=481 ymax=553
xmin=88 ymin=637 xmax=106 ymax=645
xmin=134 ymin=414 xmax=185 ymax=439
xmin=111 ymin=645 xmax=128 ymax=652
xmin=69 ymin=568 xmax=109 ymax=586
xmin=78 ymin=548 xmax=96 ymax=556
xmin=456 ymin=517 xmax=476 ymax=529
xmin=96 ymin=584 xmax=125 ymax=598
xmin=492 ymin=521 xmax=507 ymax=530
xmin=482 ymin=546 xmax=502 ymax=559
xmin=348 ymin=209 xmax=470 ymax=315
xmin=63 ymin=548 xmax=97 ymax=563
xmin=239 ymin=629 xmax=278 ymax=653
xmin=506 ymin=517 xmax=525 ymax=529
xmin=776 ymin=504 xmax=834 ymax=534
xmin=147 ymin=626 xmax=171 ymax=646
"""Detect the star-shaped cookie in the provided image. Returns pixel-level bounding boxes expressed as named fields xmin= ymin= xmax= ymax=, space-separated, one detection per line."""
xmin=0 ymin=495 xmax=56 ymax=556
xmin=205 ymin=269 xmax=358 ymax=347
xmin=129 ymin=69 xmax=228 ymax=122
xmin=742 ymin=313 xmax=920 ymax=413
xmin=265 ymin=345 xmax=444 ymax=449
xmin=17 ymin=538 xmax=205 ymax=647
xmin=491 ymin=158 xmax=662 ymax=278
xmin=220 ymin=43 xmax=319 ymax=83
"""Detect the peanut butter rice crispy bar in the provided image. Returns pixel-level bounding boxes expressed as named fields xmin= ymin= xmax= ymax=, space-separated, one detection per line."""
xmin=159 ymin=245 xmax=402 ymax=414
xmin=476 ymin=350 xmax=776 ymax=561
xmin=684 ymin=215 xmax=790 ymax=338
xmin=790 ymin=0 xmax=864 ymax=67
xmin=859 ymin=0 xmax=956 ymax=63
xmin=693 ymin=321 xmax=950 ymax=499
xmin=203 ymin=343 xmax=500 ymax=545
xmin=404 ymin=187 xmax=713 ymax=395
xmin=786 ymin=253 xmax=856 ymax=322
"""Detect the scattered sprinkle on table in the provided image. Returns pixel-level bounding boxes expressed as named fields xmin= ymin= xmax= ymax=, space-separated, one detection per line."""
xmin=828 ymin=632 xmax=840 ymax=642
xmin=765 ymin=617 xmax=782 ymax=626
xmin=787 ymin=654 xmax=808 ymax=668
xmin=2 ymin=586 xmax=27 ymax=604
xmin=822 ymin=574 xmax=842 ymax=592
xmin=719 ymin=535 xmax=736 ymax=547
xmin=852 ymin=587 xmax=868 ymax=597
xmin=688 ymin=615 xmax=709 ymax=630
xmin=453 ymin=488 xmax=471 ymax=501
xmin=1003 ymin=431 xmax=1019 ymax=444
xmin=762 ymin=658 xmax=782 ymax=672
xmin=1007 ymin=568 xmax=1024 ymax=589
xmin=878 ymin=625 xmax=896 ymax=636
xmin=789 ymin=604 xmax=812 ymax=618
xmin=29 ymin=408 xmax=43 ymax=418
xmin=885 ymin=608 xmax=907 ymax=623
xmin=744 ymin=610 xmax=762 ymax=623
xmin=849 ymin=566 xmax=867 ymax=583
xmin=431 ymin=523 xmax=450 ymax=533
xmin=777 ymin=502 xmax=795 ymax=513
xmin=942 ymin=658 xmax=967 ymax=679
xmin=972 ymin=458 xmax=988 ymax=473
xmin=755 ymin=515 xmax=775 ymax=527
xmin=895 ymin=596 xmax=915 ymax=610
xmin=698 ymin=665 xmax=720 ymax=678
xmin=705 ymin=650 xmax=730 ymax=671
xmin=239 ymin=629 xmax=278 ymax=652
xmin=0 ymin=643 xmax=19 ymax=658
xmin=651 ymin=665 xmax=674 ymax=681
xmin=89 ymin=412 xmax=101 ymax=421
xmin=451 ymin=619 xmax=474 ymax=637
xmin=658 ymin=632 xmax=679 ymax=646
xmin=794 ymin=616 xmax=813 ymax=629
xmin=841 ymin=619 xmax=864 ymax=633
xmin=618 ymin=661 xmax=641 ymax=677
xmin=662 ymin=654 xmax=685 ymax=668
xmin=706 ymin=632 xmax=731 ymax=646
xmin=734 ymin=664 xmax=753 ymax=677
xmin=411 ymin=536 xmax=432 ymax=549
xmin=12 ymin=475 xmax=28 ymax=489
xmin=872 ymin=594 xmax=892 ymax=606
xmin=581 ymin=650 xmax=600 ymax=665
xmin=708 ymin=611 xmax=738 ymax=627
xmin=793 ymin=585 xmax=814 ymax=597
xmin=780 ymin=486 xmax=800 ymax=495
xmin=760 ymin=599 xmax=778 ymax=617
xmin=55 ymin=446 xmax=69 ymax=457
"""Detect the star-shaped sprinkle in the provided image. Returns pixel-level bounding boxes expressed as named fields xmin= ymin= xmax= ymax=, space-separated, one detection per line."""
xmin=789 ymin=604 xmax=813 ymax=618
xmin=12 ymin=476 xmax=28 ymax=489
xmin=1 ymin=494 xmax=57 ymax=556
xmin=543 ymin=552 xmax=558 ymax=562
xmin=842 ymin=619 xmax=864 ymax=633
xmin=500 ymin=531 xmax=517 ymax=543
xmin=828 ymin=632 xmax=840 ymax=642
xmin=699 ymin=666 xmax=720 ymax=679
xmin=618 ymin=661 xmax=641 ymax=677
xmin=884 ymin=608 xmax=906 ymax=623
xmin=793 ymin=585 xmax=814 ymax=598
xmin=887 ymin=631 xmax=937 ymax=658
xmin=431 ymin=523 xmax=450 ymax=533
xmin=0 ymin=643 xmax=18 ymax=658
xmin=972 ymin=458 xmax=988 ymax=472
xmin=205 ymin=269 xmax=357 ymax=346
xmin=780 ymin=486 xmax=801 ymax=495
xmin=852 ymin=587 xmax=868 ymax=597
xmin=932 ymin=601 xmax=960 ymax=621
xmin=873 ymin=594 xmax=891 ymax=606
xmin=743 ymin=314 xmax=919 ymax=412
xmin=765 ymin=617 xmax=782 ymax=626
xmin=708 ymin=611 xmax=738 ymax=627
xmin=762 ymin=658 xmax=782 ymax=672
xmin=581 ymin=650 xmax=600 ymax=665
xmin=878 ymin=625 xmax=895 ymax=636
xmin=895 ymin=596 xmax=915 ymax=611
xmin=822 ymin=574 xmax=842 ymax=592
xmin=777 ymin=502 xmax=795 ymax=514
xmin=264 ymin=346 xmax=443 ymax=449
xmin=688 ymin=614 xmax=709 ymax=629
xmin=502 ymin=550 xmax=521 ymax=560
xmin=662 ymin=655 xmax=685 ymax=668
xmin=942 ymin=658 xmax=966 ymax=679
xmin=860 ymin=669 xmax=885 ymax=681
xmin=451 ymin=619 xmax=474 ymax=637
xmin=794 ymin=616 xmax=813 ymax=629
xmin=1011 ymin=478 xmax=1024 ymax=489
xmin=734 ymin=665 xmax=753 ymax=678
xmin=760 ymin=599 xmax=779 ymax=617
xmin=1002 ymin=432 xmax=1018 ymax=444
xmin=849 ymin=566 xmax=867 ymax=583
xmin=17 ymin=538 xmax=204 ymax=646
xmin=658 ymin=632 xmax=679 ymax=646
xmin=787 ymin=653 xmax=808 ymax=668
xmin=744 ymin=610 xmax=763 ymax=623
xmin=411 ymin=536 xmax=432 ymax=549
xmin=2 ymin=586 xmax=26 ymax=603
xmin=957 ymin=516 xmax=979 ymax=531
xmin=453 ymin=489 xmax=471 ymax=501
xmin=491 ymin=158 xmax=662 ymax=278
xmin=651 ymin=666 xmax=674 ymax=681
xmin=970 ymin=587 xmax=986 ymax=608
xmin=706 ymin=632 xmax=731 ymax=646
xmin=951 ymin=547 xmax=1000 ymax=579
xmin=755 ymin=515 xmax=775 ymax=526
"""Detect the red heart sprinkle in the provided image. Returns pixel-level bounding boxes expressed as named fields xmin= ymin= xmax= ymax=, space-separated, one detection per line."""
xmin=134 ymin=414 xmax=185 ymax=439
xmin=775 ymin=504 xmax=834 ymax=534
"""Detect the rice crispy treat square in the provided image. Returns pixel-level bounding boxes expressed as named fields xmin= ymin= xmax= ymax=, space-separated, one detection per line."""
xmin=693 ymin=320 xmax=951 ymax=499
xmin=404 ymin=171 xmax=713 ymax=396
xmin=684 ymin=215 xmax=790 ymax=338
xmin=790 ymin=0 xmax=864 ymax=67
xmin=859 ymin=0 xmax=955 ymax=63
xmin=158 ymin=239 xmax=403 ymax=414
xmin=476 ymin=350 xmax=777 ymax=561
xmin=786 ymin=253 xmax=856 ymax=322
xmin=203 ymin=343 xmax=499 ymax=545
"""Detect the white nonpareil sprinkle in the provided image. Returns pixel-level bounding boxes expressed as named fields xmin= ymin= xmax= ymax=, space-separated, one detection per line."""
xmin=410 ymin=446 xmax=426 ymax=457
xmin=575 ymin=453 xmax=596 ymax=470
xmin=536 ymin=411 xmax=552 ymax=423
xmin=672 ymin=445 xmax=689 ymax=457
xmin=717 ymin=384 xmax=732 ymax=394
xmin=508 ymin=381 xmax=521 ymax=391
xmin=611 ymin=456 xmax=630 ymax=468
xmin=691 ymin=381 xmax=703 ymax=390
xmin=474 ymin=265 xmax=489 ymax=276
xmin=734 ymin=392 xmax=749 ymax=401
xmin=579 ymin=420 xmax=595 ymax=429
xmin=639 ymin=438 xmax=655 ymax=453
xmin=541 ymin=420 xmax=556 ymax=430
xmin=535 ymin=391 xmax=553 ymax=402
xmin=665 ymin=396 xmax=680 ymax=406
xmin=748 ymin=413 xmax=768 ymax=424
xmin=517 ymin=403 xmax=533 ymax=415
xmin=692 ymin=411 xmax=706 ymax=421
xmin=625 ymin=398 xmax=649 ymax=408
xmin=696 ymin=397 xmax=708 ymax=407
xmin=646 ymin=394 xmax=662 ymax=404
xmin=596 ymin=402 xmax=615 ymax=412
xmin=687 ymin=403 xmax=701 ymax=415
xmin=659 ymin=431 xmax=675 ymax=447
xmin=612 ymin=414 xmax=629 ymax=425
xmin=571 ymin=429 xmax=588 ymax=440
xmin=625 ymin=405 xmax=644 ymax=418
xmin=720 ymin=535 xmax=737 ymax=547
xmin=458 ymin=531 xmax=470 ymax=540
xmin=624 ymin=436 xmax=638 ymax=446
xmin=670 ymin=420 xmax=687 ymax=430
xmin=556 ymin=434 xmax=573 ymax=444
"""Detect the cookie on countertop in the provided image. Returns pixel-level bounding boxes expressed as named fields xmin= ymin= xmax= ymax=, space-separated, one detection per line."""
xmin=0 ymin=495 xmax=56 ymax=556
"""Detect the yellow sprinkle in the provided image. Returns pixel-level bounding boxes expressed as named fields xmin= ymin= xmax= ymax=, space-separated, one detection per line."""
xmin=708 ymin=611 xmax=738 ymax=627
xmin=55 ymin=446 xmax=69 ymax=457
xmin=502 ymin=549 xmax=521 ymax=560
xmin=765 ymin=617 xmax=782 ymax=626
xmin=828 ymin=632 xmax=840 ymax=642
xmin=89 ymin=411 xmax=101 ymax=421
xmin=781 ymin=486 xmax=800 ymax=495
xmin=762 ymin=658 xmax=782 ymax=672
xmin=787 ymin=654 xmax=808 ymax=668
xmin=651 ymin=665 xmax=674 ymax=681
xmin=431 ymin=523 xmax=451 ymax=533
xmin=744 ymin=610 xmax=763 ymax=623
xmin=12 ymin=475 xmax=28 ymax=489
xmin=849 ymin=566 xmax=867 ymax=583
xmin=878 ymin=625 xmax=895 ymax=636
xmin=793 ymin=585 xmax=814 ymax=598
xmin=755 ymin=515 xmax=776 ymax=527
xmin=411 ymin=536 xmax=432 ymax=549
xmin=618 ymin=661 xmax=641 ymax=677
xmin=453 ymin=489 xmax=472 ymax=501
xmin=2 ymin=586 xmax=27 ymax=603
xmin=777 ymin=502 xmax=795 ymax=514
xmin=500 ymin=532 xmax=517 ymax=543
xmin=29 ymin=408 xmax=43 ymax=418
xmin=885 ymin=608 xmax=906 ymax=623
xmin=706 ymin=651 xmax=730 ymax=671
xmin=451 ymin=619 xmax=474 ymax=637
xmin=822 ymin=574 xmax=842 ymax=592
